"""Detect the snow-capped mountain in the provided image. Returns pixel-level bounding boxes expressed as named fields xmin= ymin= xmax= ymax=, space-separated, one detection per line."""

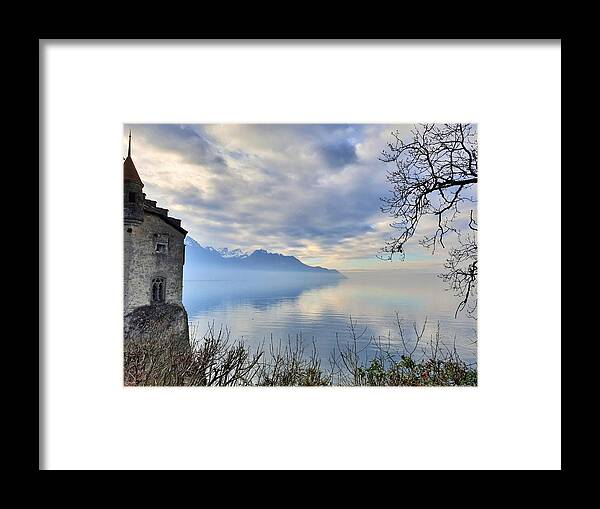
xmin=183 ymin=237 xmax=344 ymax=278
xmin=214 ymin=247 xmax=249 ymax=259
xmin=195 ymin=244 xmax=249 ymax=259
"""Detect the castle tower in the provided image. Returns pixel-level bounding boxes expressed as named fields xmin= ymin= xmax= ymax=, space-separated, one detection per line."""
xmin=123 ymin=130 xmax=190 ymax=347
xmin=123 ymin=130 xmax=145 ymax=226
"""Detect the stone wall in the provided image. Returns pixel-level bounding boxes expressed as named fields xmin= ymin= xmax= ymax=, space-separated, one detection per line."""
xmin=124 ymin=212 xmax=186 ymax=315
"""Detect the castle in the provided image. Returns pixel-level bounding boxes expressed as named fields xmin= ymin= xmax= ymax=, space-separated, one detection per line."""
xmin=123 ymin=131 xmax=190 ymax=344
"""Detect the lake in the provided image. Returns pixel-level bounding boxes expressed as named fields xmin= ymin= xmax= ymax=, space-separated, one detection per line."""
xmin=183 ymin=269 xmax=477 ymax=367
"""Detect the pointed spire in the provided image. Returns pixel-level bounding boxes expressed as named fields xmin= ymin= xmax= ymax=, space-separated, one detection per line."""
xmin=124 ymin=128 xmax=144 ymax=187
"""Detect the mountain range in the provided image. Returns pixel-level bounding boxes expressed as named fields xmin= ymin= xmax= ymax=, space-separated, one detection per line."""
xmin=184 ymin=237 xmax=344 ymax=278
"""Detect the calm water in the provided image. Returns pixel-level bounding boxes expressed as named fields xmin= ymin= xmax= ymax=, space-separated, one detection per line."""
xmin=183 ymin=270 xmax=477 ymax=366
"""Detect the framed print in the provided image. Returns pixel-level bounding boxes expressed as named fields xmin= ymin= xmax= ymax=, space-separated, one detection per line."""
xmin=41 ymin=40 xmax=561 ymax=470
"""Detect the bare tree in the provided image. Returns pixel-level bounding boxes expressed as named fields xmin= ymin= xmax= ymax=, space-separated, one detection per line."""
xmin=379 ymin=123 xmax=477 ymax=318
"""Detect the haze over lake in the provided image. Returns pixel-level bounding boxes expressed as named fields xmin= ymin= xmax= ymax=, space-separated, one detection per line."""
xmin=184 ymin=269 xmax=477 ymax=366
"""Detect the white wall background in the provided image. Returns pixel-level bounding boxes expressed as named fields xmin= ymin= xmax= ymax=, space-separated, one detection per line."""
xmin=41 ymin=41 xmax=561 ymax=470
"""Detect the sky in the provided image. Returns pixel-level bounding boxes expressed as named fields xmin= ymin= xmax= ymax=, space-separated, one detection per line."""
xmin=123 ymin=124 xmax=470 ymax=271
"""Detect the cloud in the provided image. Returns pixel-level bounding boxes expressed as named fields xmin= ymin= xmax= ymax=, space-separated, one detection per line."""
xmin=318 ymin=139 xmax=358 ymax=168
xmin=126 ymin=124 xmax=227 ymax=169
xmin=123 ymin=123 xmax=470 ymax=271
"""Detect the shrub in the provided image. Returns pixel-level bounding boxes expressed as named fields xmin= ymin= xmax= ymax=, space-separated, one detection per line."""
xmin=124 ymin=317 xmax=477 ymax=387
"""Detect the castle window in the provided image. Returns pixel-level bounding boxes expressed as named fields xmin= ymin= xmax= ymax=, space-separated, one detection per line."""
xmin=154 ymin=234 xmax=169 ymax=254
xmin=151 ymin=277 xmax=166 ymax=303
xmin=128 ymin=192 xmax=136 ymax=203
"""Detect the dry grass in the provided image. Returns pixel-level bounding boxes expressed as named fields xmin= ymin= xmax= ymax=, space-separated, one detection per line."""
xmin=124 ymin=317 xmax=476 ymax=387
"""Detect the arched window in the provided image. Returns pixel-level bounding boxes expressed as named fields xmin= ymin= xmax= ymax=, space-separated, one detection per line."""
xmin=151 ymin=277 xmax=166 ymax=303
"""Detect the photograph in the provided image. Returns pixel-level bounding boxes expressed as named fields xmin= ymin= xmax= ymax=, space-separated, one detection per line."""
xmin=123 ymin=123 xmax=478 ymax=386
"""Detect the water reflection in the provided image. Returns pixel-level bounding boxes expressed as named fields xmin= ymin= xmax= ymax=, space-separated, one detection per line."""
xmin=183 ymin=270 xmax=477 ymax=365
xmin=184 ymin=272 xmax=344 ymax=314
